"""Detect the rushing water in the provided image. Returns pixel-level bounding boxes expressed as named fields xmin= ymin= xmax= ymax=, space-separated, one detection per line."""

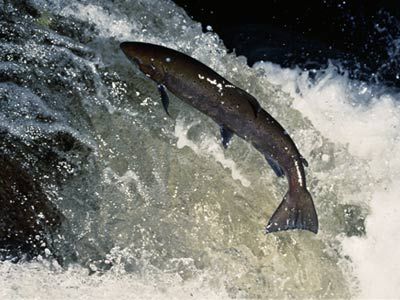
xmin=0 ymin=0 xmax=399 ymax=299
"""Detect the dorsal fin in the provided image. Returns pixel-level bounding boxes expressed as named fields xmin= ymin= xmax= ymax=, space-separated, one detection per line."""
xmin=247 ymin=96 xmax=261 ymax=117
xmin=301 ymin=156 xmax=308 ymax=167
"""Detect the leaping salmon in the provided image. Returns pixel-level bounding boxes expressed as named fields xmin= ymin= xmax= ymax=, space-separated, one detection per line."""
xmin=120 ymin=41 xmax=318 ymax=234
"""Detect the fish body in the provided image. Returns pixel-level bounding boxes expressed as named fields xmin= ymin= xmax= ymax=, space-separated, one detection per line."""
xmin=120 ymin=42 xmax=318 ymax=234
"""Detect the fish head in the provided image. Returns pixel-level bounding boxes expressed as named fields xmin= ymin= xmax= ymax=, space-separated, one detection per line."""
xmin=120 ymin=42 xmax=167 ymax=83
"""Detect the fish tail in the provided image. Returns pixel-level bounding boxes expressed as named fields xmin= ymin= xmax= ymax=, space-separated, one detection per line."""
xmin=265 ymin=188 xmax=318 ymax=234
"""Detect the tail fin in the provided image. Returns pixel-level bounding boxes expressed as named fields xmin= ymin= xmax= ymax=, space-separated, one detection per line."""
xmin=265 ymin=189 xmax=318 ymax=234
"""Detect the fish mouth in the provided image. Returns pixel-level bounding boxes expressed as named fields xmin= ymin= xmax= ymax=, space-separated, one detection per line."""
xmin=120 ymin=42 xmax=163 ymax=80
xmin=131 ymin=57 xmax=142 ymax=66
xmin=121 ymin=51 xmax=140 ymax=66
xmin=125 ymin=56 xmax=142 ymax=69
xmin=120 ymin=42 xmax=144 ymax=67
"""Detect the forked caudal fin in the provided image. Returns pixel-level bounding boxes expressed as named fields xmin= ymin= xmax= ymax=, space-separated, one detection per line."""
xmin=265 ymin=189 xmax=318 ymax=234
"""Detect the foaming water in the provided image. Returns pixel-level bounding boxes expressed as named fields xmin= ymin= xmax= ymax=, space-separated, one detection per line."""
xmin=174 ymin=117 xmax=251 ymax=187
xmin=255 ymin=61 xmax=400 ymax=298
xmin=1 ymin=0 xmax=399 ymax=298
xmin=0 ymin=260 xmax=229 ymax=300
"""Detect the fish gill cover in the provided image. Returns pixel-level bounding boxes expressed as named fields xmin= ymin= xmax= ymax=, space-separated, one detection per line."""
xmin=0 ymin=0 xmax=399 ymax=299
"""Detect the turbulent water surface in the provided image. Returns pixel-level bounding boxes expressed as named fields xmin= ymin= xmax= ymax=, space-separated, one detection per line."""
xmin=1 ymin=0 xmax=399 ymax=299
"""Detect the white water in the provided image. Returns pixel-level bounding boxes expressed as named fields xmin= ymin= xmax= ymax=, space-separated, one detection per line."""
xmin=255 ymin=61 xmax=400 ymax=298
xmin=1 ymin=0 xmax=400 ymax=299
xmin=0 ymin=260 xmax=229 ymax=300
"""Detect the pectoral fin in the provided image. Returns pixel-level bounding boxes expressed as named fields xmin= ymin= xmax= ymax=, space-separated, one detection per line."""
xmin=158 ymin=84 xmax=170 ymax=116
xmin=220 ymin=125 xmax=234 ymax=149
xmin=265 ymin=155 xmax=285 ymax=177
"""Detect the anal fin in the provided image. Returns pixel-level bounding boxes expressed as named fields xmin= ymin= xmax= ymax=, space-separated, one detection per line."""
xmin=220 ymin=125 xmax=234 ymax=149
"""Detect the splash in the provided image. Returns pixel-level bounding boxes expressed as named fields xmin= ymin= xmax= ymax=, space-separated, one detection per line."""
xmin=174 ymin=117 xmax=251 ymax=187
xmin=255 ymin=61 xmax=400 ymax=298
xmin=2 ymin=0 xmax=398 ymax=298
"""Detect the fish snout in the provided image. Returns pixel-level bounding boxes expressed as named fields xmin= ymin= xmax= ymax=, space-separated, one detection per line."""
xmin=120 ymin=42 xmax=165 ymax=82
xmin=120 ymin=42 xmax=148 ymax=69
xmin=120 ymin=42 xmax=140 ymax=59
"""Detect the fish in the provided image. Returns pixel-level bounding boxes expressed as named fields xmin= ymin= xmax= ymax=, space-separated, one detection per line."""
xmin=120 ymin=41 xmax=318 ymax=234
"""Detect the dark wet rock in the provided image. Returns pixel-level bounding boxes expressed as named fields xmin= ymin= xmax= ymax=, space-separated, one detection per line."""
xmin=0 ymin=155 xmax=63 ymax=261
xmin=0 ymin=0 xmax=116 ymax=268
xmin=3 ymin=0 xmax=41 ymax=18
